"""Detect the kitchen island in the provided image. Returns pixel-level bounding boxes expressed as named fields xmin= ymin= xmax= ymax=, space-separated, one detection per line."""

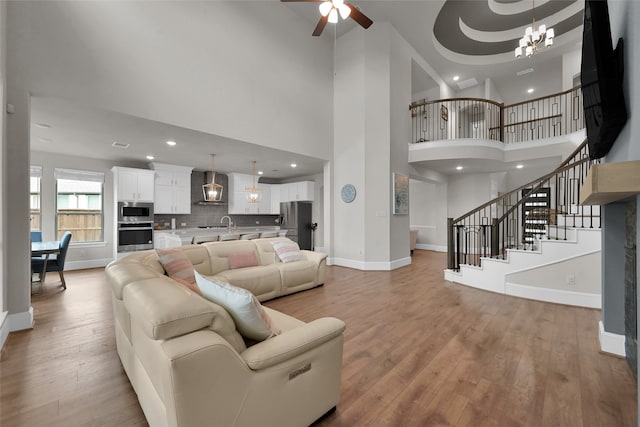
xmin=153 ymin=226 xmax=281 ymax=248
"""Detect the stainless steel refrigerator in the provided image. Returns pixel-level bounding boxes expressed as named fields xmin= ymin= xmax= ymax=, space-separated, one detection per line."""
xmin=280 ymin=201 xmax=312 ymax=250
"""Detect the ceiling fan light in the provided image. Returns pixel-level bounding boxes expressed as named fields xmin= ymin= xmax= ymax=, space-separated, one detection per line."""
xmin=328 ymin=8 xmax=338 ymax=23
xmin=332 ymin=0 xmax=344 ymax=8
xmin=338 ymin=4 xmax=351 ymax=19
xmin=319 ymin=1 xmax=332 ymax=17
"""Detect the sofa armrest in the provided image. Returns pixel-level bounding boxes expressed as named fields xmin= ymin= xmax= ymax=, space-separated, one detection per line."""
xmin=240 ymin=317 xmax=345 ymax=370
xmin=301 ymin=250 xmax=327 ymax=265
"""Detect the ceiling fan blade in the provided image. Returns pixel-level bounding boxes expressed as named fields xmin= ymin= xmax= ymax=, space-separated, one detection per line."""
xmin=346 ymin=2 xmax=373 ymax=29
xmin=312 ymin=15 xmax=329 ymax=36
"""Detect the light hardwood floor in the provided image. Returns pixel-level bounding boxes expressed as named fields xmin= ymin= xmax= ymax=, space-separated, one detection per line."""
xmin=1 ymin=250 xmax=636 ymax=426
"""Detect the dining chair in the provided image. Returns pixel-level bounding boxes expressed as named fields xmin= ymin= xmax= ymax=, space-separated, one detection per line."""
xmin=30 ymin=231 xmax=43 ymax=242
xmin=258 ymin=231 xmax=278 ymax=238
xmin=191 ymin=235 xmax=219 ymax=244
xmin=218 ymin=233 xmax=240 ymax=242
xmin=31 ymin=231 xmax=72 ymax=289
xmin=240 ymin=233 xmax=260 ymax=240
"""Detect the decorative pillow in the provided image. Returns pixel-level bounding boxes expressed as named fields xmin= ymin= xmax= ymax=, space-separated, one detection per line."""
xmin=271 ymin=240 xmax=305 ymax=263
xmin=156 ymin=248 xmax=196 ymax=284
xmin=194 ymin=271 xmax=280 ymax=340
xmin=228 ymin=251 xmax=259 ymax=269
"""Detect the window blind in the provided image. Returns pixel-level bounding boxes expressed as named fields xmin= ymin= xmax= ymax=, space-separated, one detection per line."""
xmin=54 ymin=168 xmax=105 ymax=183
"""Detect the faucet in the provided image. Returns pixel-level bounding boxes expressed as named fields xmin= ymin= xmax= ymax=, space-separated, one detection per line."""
xmin=221 ymin=215 xmax=232 ymax=232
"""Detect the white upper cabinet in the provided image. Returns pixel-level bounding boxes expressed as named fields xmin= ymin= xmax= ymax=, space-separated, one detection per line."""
xmin=279 ymin=181 xmax=315 ymax=202
xmin=228 ymin=173 xmax=271 ymax=214
xmin=113 ymin=167 xmax=156 ymax=202
xmin=149 ymin=163 xmax=193 ymax=214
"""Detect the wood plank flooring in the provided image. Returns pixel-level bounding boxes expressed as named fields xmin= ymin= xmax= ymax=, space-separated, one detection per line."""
xmin=0 ymin=250 xmax=636 ymax=426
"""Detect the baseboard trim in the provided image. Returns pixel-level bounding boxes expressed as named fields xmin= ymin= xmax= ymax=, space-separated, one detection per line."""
xmin=328 ymin=257 xmax=410 ymax=271
xmin=415 ymin=244 xmax=447 ymax=252
xmin=598 ymin=321 xmax=625 ymax=357
xmin=0 ymin=311 xmax=9 ymax=351
xmin=505 ymin=282 xmax=601 ymax=308
xmin=2 ymin=307 xmax=35 ymax=351
xmin=65 ymin=258 xmax=113 ymax=271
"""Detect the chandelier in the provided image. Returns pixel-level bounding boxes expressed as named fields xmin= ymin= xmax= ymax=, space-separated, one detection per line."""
xmin=245 ymin=160 xmax=262 ymax=204
xmin=202 ymin=153 xmax=224 ymax=202
xmin=319 ymin=0 xmax=350 ymax=24
xmin=515 ymin=0 xmax=554 ymax=58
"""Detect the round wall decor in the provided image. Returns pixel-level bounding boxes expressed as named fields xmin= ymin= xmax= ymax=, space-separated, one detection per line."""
xmin=341 ymin=184 xmax=356 ymax=203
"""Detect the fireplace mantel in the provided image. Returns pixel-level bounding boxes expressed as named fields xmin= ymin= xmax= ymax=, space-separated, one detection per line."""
xmin=580 ymin=160 xmax=640 ymax=205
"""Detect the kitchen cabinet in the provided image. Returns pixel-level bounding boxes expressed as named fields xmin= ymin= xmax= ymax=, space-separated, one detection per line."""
xmin=113 ymin=167 xmax=155 ymax=202
xmin=279 ymin=181 xmax=315 ymax=203
xmin=270 ymin=185 xmax=281 ymax=214
xmin=150 ymin=163 xmax=193 ymax=214
xmin=228 ymin=173 xmax=271 ymax=214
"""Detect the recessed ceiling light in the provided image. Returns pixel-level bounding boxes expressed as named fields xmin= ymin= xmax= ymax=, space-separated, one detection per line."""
xmin=516 ymin=164 xmax=524 ymax=169
xmin=146 ymin=155 xmax=155 ymax=160
xmin=527 ymin=88 xmax=534 ymax=94
xmin=453 ymin=75 xmax=460 ymax=81
xmin=290 ymin=163 xmax=297 ymax=168
xmin=166 ymin=140 xmax=177 ymax=146
xmin=258 ymin=171 xmax=264 ymax=175
xmin=35 ymin=123 xmax=51 ymax=129
xmin=112 ymin=141 xmax=130 ymax=149
xmin=456 ymin=165 xmax=463 ymax=171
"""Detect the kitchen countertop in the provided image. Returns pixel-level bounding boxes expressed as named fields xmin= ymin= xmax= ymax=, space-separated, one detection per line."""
xmin=153 ymin=226 xmax=281 ymax=248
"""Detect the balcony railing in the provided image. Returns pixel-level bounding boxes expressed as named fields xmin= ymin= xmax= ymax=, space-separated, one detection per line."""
xmin=410 ymin=86 xmax=584 ymax=144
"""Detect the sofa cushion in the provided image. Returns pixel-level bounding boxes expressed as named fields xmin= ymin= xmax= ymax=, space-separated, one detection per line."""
xmin=279 ymin=260 xmax=317 ymax=290
xmin=228 ymin=251 xmax=259 ymax=269
xmin=194 ymin=271 xmax=281 ymax=341
xmin=124 ymin=278 xmax=216 ymax=341
xmin=271 ymin=240 xmax=305 ymax=263
xmin=213 ymin=264 xmax=282 ymax=301
xmin=156 ymin=248 xmax=196 ymax=284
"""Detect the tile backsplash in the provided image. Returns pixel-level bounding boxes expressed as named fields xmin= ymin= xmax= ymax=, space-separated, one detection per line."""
xmin=154 ymin=171 xmax=279 ymax=229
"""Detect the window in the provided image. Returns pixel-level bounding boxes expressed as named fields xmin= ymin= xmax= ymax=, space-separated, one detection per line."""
xmin=30 ymin=166 xmax=42 ymax=232
xmin=55 ymin=168 xmax=105 ymax=242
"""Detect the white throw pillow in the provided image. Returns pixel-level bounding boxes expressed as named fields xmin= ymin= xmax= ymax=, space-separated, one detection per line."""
xmin=194 ymin=271 xmax=280 ymax=340
xmin=271 ymin=240 xmax=305 ymax=263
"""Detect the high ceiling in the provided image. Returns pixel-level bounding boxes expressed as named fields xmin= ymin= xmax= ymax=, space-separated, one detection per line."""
xmin=29 ymin=1 xmax=585 ymax=178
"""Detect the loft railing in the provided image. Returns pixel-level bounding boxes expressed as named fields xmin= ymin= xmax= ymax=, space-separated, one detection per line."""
xmin=410 ymin=86 xmax=584 ymax=144
xmin=447 ymin=139 xmax=599 ymax=271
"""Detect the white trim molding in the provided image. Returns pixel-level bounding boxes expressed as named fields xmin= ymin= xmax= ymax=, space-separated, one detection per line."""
xmin=505 ymin=282 xmax=601 ymax=308
xmin=65 ymin=258 xmax=113 ymax=271
xmin=598 ymin=321 xmax=625 ymax=357
xmin=415 ymin=244 xmax=447 ymax=252
xmin=1 ymin=307 xmax=35 ymax=350
xmin=328 ymin=257 xmax=411 ymax=271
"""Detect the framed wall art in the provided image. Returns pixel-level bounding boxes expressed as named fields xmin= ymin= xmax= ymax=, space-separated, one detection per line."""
xmin=392 ymin=173 xmax=409 ymax=215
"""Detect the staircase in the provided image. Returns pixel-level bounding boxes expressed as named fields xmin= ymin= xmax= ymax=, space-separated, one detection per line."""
xmin=445 ymin=139 xmax=602 ymax=308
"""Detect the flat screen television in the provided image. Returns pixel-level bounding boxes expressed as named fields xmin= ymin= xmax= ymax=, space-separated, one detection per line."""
xmin=580 ymin=0 xmax=627 ymax=160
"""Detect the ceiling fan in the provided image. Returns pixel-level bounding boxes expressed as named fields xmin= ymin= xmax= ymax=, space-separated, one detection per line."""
xmin=282 ymin=0 xmax=373 ymax=37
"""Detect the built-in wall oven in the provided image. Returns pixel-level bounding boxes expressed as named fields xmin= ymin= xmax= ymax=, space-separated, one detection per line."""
xmin=117 ymin=202 xmax=154 ymax=252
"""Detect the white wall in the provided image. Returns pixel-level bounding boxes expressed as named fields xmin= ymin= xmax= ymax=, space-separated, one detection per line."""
xmin=485 ymin=78 xmax=503 ymax=103
xmin=409 ymin=179 xmax=447 ymax=250
xmin=505 ymin=251 xmax=601 ymax=295
xmin=562 ymin=48 xmax=582 ymax=91
xmin=447 ymin=173 xmax=493 ymax=219
xmin=0 ymin=0 xmax=7 ymax=344
xmin=8 ymin=2 xmax=334 ymax=161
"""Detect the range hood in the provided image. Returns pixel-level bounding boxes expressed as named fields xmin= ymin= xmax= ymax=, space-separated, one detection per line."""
xmin=195 ymin=171 xmax=227 ymax=205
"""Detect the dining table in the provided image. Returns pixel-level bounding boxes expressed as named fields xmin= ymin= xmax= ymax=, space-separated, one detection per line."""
xmin=31 ymin=240 xmax=61 ymax=293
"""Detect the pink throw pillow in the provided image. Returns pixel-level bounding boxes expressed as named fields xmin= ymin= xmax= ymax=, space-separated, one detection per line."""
xmin=228 ymin=251 xmax=259 ymax=269
xmin=156 ymin=248 xmax=196 ymax=285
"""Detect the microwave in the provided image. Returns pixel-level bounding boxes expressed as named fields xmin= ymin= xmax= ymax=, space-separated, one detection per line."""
xmin=117 ymin=201 xmax=154 ymax=223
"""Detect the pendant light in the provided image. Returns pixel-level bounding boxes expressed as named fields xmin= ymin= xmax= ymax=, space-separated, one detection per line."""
xmin=202 ymin=153 xmax=224 ymax=202
xmin=245 ymin=160 xmax=261 ymax=204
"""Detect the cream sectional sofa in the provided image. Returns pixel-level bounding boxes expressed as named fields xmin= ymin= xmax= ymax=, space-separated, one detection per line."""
xmin=106 ymin=238 xmax=345 ymax=427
